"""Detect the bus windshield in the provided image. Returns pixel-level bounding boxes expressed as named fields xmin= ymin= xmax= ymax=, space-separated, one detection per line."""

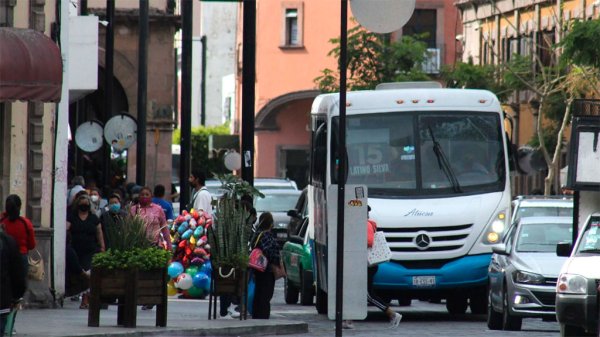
xmin=333 ymin=111 xmax=505 ymax=197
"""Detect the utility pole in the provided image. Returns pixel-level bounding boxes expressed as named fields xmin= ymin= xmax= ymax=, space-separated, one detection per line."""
xmin=200 ymin=35 xmax=207 ymax=126
xmin=104 ymin=0 xmax=115 ymax=187
xmin=136 ymin=0 xmax=149 ymax=186
xmin=180 ymin=0 xmax=193 ymax=208
xmin=241 ymin=0 xmax=256 ymax=186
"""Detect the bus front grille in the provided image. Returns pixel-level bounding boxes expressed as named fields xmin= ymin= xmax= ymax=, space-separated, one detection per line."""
xmin=380 ymin=223 xmax=473 ymax=252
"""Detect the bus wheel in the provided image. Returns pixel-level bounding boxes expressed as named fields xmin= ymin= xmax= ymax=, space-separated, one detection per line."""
xmin=315 ymin=285 xmax=327 ymax=314
xmin=284 ymin=278 xmax=299 ymax=304
xmin=446 ymin=294 xmax=468 ymax=314
xmin=397 ymin=297 xmax=412 ymax=306
xmin=300 ymin=269 xmax=314 ymax=305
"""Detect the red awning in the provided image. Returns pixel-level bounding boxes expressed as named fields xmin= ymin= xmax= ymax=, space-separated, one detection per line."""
xmin=0 ymin=28 xmax=63 ymax=103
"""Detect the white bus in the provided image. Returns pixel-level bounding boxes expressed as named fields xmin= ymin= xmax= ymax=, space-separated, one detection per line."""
xmin=309 ymin=83 xmax=512 ymax=315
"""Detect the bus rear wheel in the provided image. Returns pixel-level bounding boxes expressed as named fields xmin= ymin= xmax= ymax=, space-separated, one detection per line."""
xmin=300 ymin=269 xmax=314 ymax=305
xmin=284 ymin=278 xmax=299 ymax=304
xmin=315 ymin=285 xmax=327 ymax=314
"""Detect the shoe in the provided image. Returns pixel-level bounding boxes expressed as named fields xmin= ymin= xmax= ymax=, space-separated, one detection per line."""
xmin=230 ymin=310 xmax=240 ymax=318
xmin=141 ymin=305 xmax=154 ymax=310
xmin=219 ymin=313 xmax=233 ymax=319
xmin=342 ymin=320 xmax=355 ymax=329
xmin=389 ymin=313 xmax=402 ymax=328
xmin=71 ymin=295 xmax=80 ymax=302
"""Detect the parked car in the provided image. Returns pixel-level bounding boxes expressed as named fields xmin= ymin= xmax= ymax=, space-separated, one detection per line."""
xmin=206 ymin=177 xmax=298 ymax=199
xmin=556 ymin=212 xmax=600 ymax=337
xmin=511 ymin=196 xmax=573 ymax=226
xmin=254 ymin=189 xmax=301 ymax=245
xmin=281 ymin=217 xmax=314 ymax=305
xmin=487 ymin=216 xmax=573 ymax=331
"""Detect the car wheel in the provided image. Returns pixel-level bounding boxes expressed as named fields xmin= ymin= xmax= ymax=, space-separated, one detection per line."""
xmin=501 ymin=288 xmax=522 ymax=331
xmin=469 ymin=286 xmax=487 ymax=314
xmin=284 ymin=277 xmax=299 ymax=304
xmin=446 ymin=293 xmax=468 ymax=314
xmin=397 ymin=297 xmax=412 ymax=306
xmin=300 ymin=268 xmax=314 ymax=305
xmin=560 ymin=323 xmax=589 ymax=336
xmin=315 ymin=282 xmax=327 ymax=314
xmin=486 ymin=287 xmax=502 ymax=330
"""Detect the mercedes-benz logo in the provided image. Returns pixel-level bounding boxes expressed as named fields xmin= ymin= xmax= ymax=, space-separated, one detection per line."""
xmin=414 ymin=233 xmax=431 ymax=250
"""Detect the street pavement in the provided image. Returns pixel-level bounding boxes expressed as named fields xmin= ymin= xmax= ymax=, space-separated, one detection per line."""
xmin=13 ymin=294 xmax=306 ymax=337
xmin=11 ymin=279 xmax=562 ymax=337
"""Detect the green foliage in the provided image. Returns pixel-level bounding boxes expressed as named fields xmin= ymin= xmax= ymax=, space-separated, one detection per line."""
xmin=441 ymin=59 xmax=509 ymax=101
xmin=172 ymin=124 xmax=232 ymax=176
xmin=560 ymin=19 xmax=600 ymax=68
xmin=92 ymin=247 xmax=171 ymax=271
xmin=103 ymin=215 xmax=151 ymax=251
xmin=315 ymin=26 xmax=429 ymax=92
xmin=207 ymin=174 xmax=263 ymax=269
xmin=92 ymin=214 xmax=170 ymax=271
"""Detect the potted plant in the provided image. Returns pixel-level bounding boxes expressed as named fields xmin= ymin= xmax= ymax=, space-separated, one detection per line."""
xmin=88 ymin=215 xmax=172 ymax=328
xmin=207 ymin=174 xmax=263 ymax=295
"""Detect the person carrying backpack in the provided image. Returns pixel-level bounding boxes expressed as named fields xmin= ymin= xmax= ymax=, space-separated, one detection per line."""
xmin=0 ymin=227 xmax=26 ymax=335
xmin=0 ymin=195 xmax=36 ymax=279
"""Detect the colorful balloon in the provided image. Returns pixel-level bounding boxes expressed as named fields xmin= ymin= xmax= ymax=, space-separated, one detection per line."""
xmin=192 ymin=272 xmax=211 ymax=290
xmin=167 ymin=281 xmax=178 ymax=296
xmin=186 ymin=265 xmax=199 ymax=277
xmin=187 ymin=286 xmax=204 ymax=298
xmin=175 ymin=273 xmax=193 ymax=290
xmin=182 ymin=229 xmax=193 ymax=240
xmin=200 ymin=261 xmax=212 ymax=274
xmin=168 ymin=261 xmax=184 ymax=278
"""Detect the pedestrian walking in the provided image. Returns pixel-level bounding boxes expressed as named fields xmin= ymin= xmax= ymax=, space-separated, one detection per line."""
xmin=100 ymin=193 xmax=127 ymax=249
xmin=0 ymin=195 xmax=36 ymax=279
xmin=88 ymin=187 xmax=106 ymax=218
xmin=188 ymin=170 xmax=212 ymax=215
xmin=66 ymin=176 xmax=86 ymax=207
xmin=0 ymin=228 xmax=26 ymax=336
xmin=251 ymin=212 xmax=283 ymax=319
xmin=67 ymin=194 xmax=105 ymax=309
xmin=152 ymin=184 xmax=175 ymax=220
xmin=343 ymin=206 xmax=402 ymax=329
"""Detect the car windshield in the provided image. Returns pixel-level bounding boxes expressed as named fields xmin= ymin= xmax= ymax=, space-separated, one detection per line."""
xmin=514 ymin=206 xmax=573 ymax=224
xmin=574 ymin=217 xmax=600 ymax=255
xmin=333 ymin=111 xmax=505 ymax=197
xmin=516 ymin=222 xmax=573 ymax=252
xmin=255 ymin=193 xmax=300 ymax=212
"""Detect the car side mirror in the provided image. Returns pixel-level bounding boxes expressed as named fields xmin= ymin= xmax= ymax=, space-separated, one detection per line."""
xmin=492 ymin=244 xmax=509 ymax=256
xmin=556 ymin=242 xmax=573 ymax=257
xmin=287 ymin=209 xmax=299 ymax=217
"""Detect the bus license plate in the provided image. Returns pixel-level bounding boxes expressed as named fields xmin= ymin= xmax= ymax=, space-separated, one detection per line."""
xmin=412 ymin=276 xmax=436 ymax=287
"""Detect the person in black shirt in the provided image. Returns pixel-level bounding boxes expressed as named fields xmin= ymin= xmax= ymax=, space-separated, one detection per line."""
xmin=251 ymin=212 xmax=281 ymax=319
xmin=0 ymin=229 xmax=26 ymax=335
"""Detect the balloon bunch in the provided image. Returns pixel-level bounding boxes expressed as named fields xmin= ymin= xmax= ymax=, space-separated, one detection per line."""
xmin=166 ymin=209 xmax=213 ymax=298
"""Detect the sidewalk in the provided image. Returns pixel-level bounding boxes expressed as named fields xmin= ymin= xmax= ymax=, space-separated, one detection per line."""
xmin=13 ymin=297 xmax=308 ymax=337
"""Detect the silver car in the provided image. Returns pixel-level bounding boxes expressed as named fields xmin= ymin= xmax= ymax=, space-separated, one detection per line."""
xmin=487 ymin=216 xmax=572 ymax=331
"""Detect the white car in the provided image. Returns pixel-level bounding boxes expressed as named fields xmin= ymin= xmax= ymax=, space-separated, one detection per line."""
xmin=511 ymin=196 xmax=573 ymax=226
xmin=555 ymin=212 xmax=600 ymax=336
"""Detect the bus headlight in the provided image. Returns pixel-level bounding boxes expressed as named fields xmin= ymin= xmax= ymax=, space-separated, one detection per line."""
xmin=482 ymin=210 xmax=507 ymax=244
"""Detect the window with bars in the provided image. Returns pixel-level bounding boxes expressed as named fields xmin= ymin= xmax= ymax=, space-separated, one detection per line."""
xmin=285 ymin=8 xmax=299 ymax=46
xmin=0 ymin=0 xmax=15 ymax=27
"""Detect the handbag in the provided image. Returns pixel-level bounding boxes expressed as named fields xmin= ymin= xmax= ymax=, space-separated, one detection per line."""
xmin=271 ymin=260 xmax=286 ymax=280
xmin=248 ymin=232 xmax=268 ymax=272
xmin=367 ymin=232 xmax=392 ymax=266
xmin=28 ymin=249 xmax=45 ymax=281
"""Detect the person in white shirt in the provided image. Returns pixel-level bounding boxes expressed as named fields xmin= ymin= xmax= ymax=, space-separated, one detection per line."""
xmin=188 ymin=170 xmax=212 ymax=215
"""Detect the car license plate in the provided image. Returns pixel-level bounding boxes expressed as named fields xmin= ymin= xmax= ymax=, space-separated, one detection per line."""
xmin=412 ymin=276 xmax=436 ymax=287
xmin=277 ymin=232 xmax=287 ymax=238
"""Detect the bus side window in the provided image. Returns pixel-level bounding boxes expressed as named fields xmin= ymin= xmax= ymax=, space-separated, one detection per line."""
xmin=312 ymin=123 xmax=327 ymax=186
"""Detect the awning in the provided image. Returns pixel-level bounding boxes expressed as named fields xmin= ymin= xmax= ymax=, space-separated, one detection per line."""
xmin=0 ymin=28 xmax=63 ymax=103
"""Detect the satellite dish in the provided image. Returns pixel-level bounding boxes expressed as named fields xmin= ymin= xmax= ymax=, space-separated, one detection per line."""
xmin=104 ymin=114 xmax=138 ymax=152
xmin=223 ymin=150 xmax=242 ymax=171
xmin=75 ymin=120 xmax=104 ymax=153
xmin=350 ymin=0 xmax=415 ymax=33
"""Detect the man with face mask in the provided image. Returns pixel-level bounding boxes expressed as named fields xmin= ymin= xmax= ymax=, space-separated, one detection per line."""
xmin=99 ymin=193 xmax=127 ymax=249
xmin=88 ymin=188 xmax=105 ymax=218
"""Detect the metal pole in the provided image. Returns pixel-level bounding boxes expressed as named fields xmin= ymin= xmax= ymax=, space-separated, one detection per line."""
xmin=180 ymin=0 xmax=193 ymax=208
xmin=136 ymin=0 xmax=149 ymax=186
xmin=173 ymin=47 xmax=179 ymax=129
xmin=104 ymin=0 xmax=115 ymax=188
xmin=335 ymin=1 xmax=348 ymax=336
xmin=573 ymin=190 xmax=579 ymax=247
xmin=241 ymin=0 xmax=256 ymax=186
xmin=200 ymin=35 xmax=207 ymax=126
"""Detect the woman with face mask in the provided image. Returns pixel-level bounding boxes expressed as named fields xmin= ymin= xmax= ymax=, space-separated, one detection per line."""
xmin=88 ymin=188 xmax=105 ymax=218
xmin=67 ymin=194 xmax=105 ymax=309
xmin=130 ymin=187 xmax=172 ymax=251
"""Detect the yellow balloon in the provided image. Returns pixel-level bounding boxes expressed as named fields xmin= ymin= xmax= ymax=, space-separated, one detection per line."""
xmin=167 ymin=282 xmax=177 ymax=296
xmin=190 ymin=236 xmax=196 ymax=245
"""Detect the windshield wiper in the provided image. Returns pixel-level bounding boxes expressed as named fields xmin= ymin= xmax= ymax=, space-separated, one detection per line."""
xmin=428 ymin=127 xmax=462 ymax=193
xmin=578 ymin=249 xmax=600 ymax=254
